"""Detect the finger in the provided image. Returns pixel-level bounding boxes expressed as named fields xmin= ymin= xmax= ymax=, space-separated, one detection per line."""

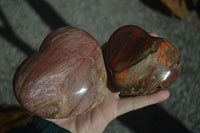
xmin=117 ymin=89 xmax=169 ymax=116
xmin=149 ymin=32 xmax=158 ymax=37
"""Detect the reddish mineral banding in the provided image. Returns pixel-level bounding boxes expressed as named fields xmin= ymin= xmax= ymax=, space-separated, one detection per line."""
xmin=102 ymin=25 xmax=181 ymax=96
xmin=14 ymin=27 xmax=107 ymax=118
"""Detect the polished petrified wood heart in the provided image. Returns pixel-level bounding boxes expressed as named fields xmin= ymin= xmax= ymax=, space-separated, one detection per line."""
xmin=102 ymin=25 xmax=181 ymax=96
xmin=14 ymin=27 xmax=107 ymax=118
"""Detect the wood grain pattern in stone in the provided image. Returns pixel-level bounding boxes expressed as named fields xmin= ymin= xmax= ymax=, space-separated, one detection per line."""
xmin=14 ymin=27 xmax=107 ymax=118
xmin=103 ymin=25 xmax=181 ymax=96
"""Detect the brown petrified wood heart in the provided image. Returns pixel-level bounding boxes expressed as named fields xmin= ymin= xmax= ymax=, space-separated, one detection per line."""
xmin=102 ymin=25 xmax=181 ymax=96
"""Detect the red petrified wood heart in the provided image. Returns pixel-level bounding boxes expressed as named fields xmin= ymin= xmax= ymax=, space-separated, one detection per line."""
xmin=14 ymin=27 xmax=107 ymax=118
xmin=102 ymin=25 xmax=181 ymax=96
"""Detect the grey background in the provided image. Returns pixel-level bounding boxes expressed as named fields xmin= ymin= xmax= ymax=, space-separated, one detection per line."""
xmin=0 ymin=0 xmax=199 ymax=133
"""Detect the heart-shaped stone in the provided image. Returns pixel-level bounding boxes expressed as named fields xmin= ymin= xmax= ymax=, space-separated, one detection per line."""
xmin=14 ymin=27 xmax=107 ymax=118
xmin=103 ymin=25 xmax=181 ymax=96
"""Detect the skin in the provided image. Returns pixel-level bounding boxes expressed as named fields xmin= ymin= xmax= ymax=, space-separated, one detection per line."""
xmin=47 ymin=33 xmax=170 ymax=133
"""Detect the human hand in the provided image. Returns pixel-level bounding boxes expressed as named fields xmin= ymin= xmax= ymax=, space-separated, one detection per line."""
xmin=47 ymin=33 xmax=170 ymax=133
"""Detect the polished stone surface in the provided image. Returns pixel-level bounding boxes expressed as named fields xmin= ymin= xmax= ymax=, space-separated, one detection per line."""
xmin=13 ymin=27 xmax=107 ymax=118
xmin=103 ymin=25 xmax=181 ymax=96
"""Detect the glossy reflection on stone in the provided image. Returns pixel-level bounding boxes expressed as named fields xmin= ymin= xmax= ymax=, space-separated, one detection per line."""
xmin=103 ymin=25 xmax=181 ymax=96
xmin=14 ymin=27 xmax=107 ymax=118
